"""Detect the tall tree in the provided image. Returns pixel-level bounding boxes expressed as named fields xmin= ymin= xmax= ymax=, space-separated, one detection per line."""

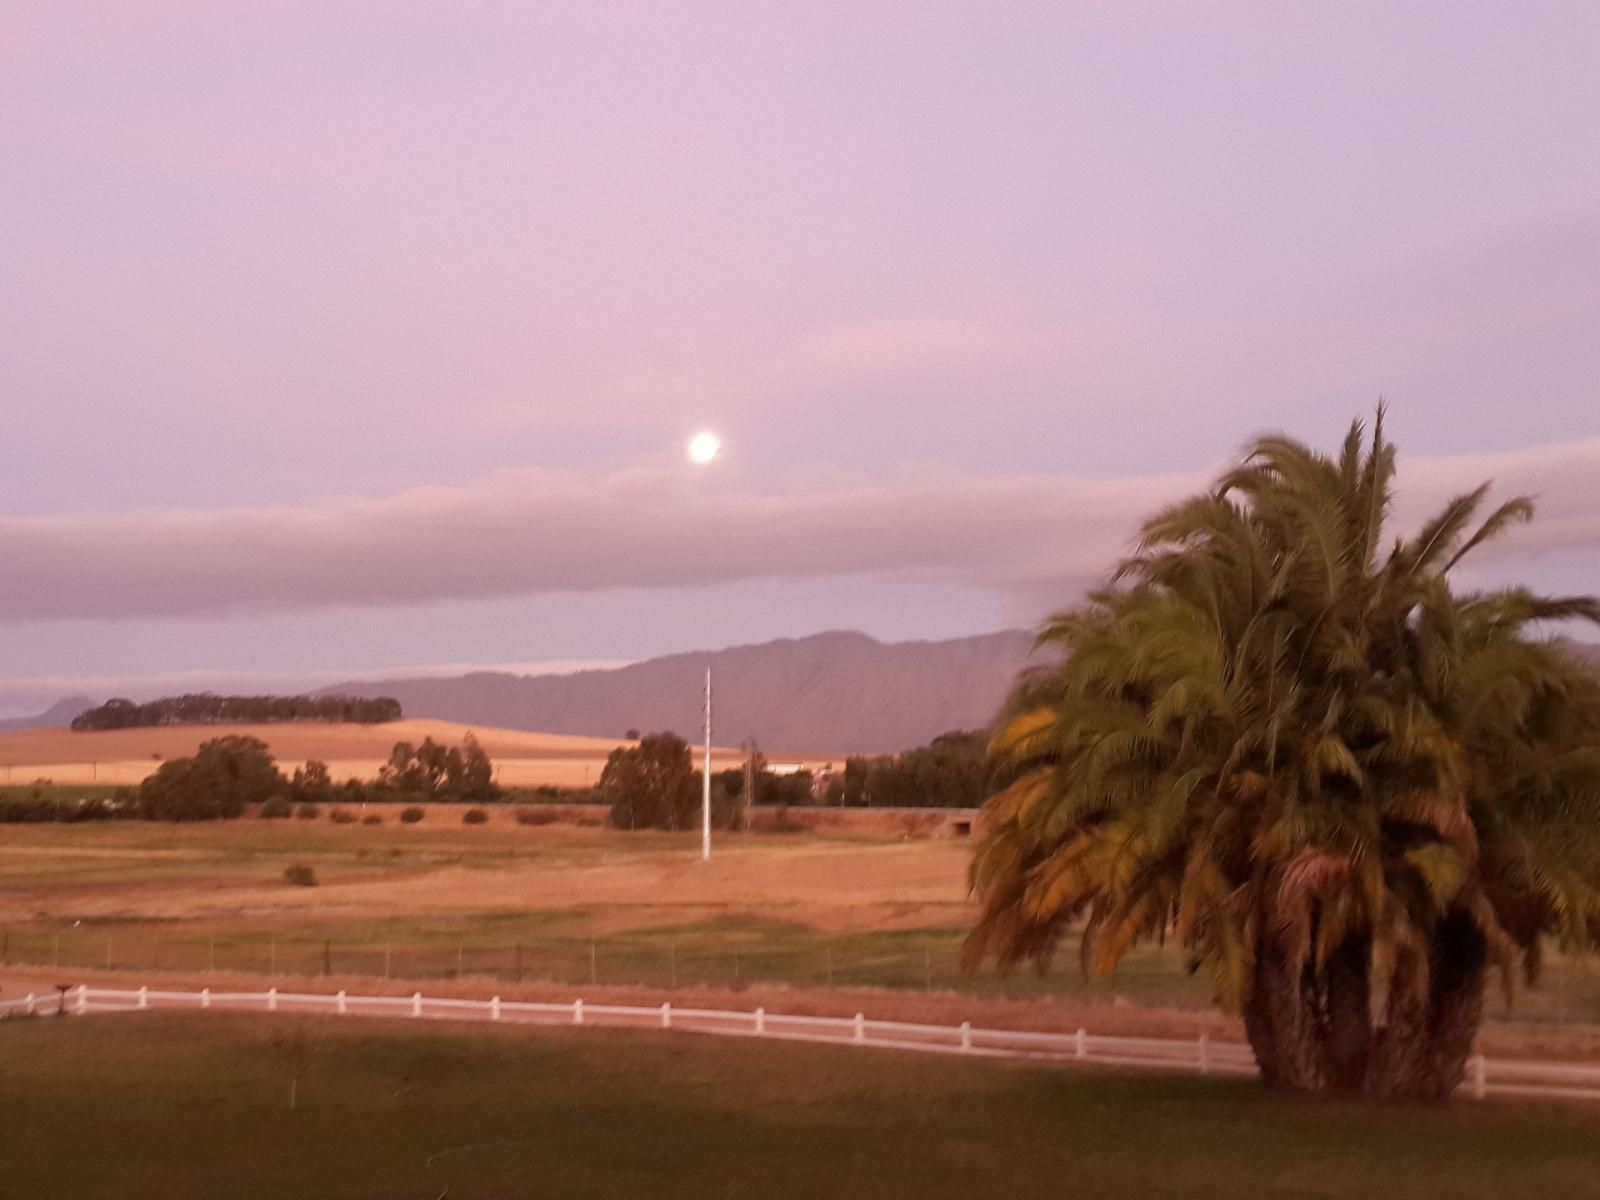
xmin=602 ymin=732 xmax=699 ymax=830
xmin=967 ymin=411 xmax=1600 ymax=1100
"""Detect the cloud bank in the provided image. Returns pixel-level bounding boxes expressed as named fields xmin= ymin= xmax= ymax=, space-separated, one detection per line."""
xmin=4 ymin=438 xmax=1599 ymax=624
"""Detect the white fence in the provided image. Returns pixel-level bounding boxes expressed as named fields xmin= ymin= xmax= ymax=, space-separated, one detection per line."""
xmin=4 ymin=984 xmax=1599 ymax=1104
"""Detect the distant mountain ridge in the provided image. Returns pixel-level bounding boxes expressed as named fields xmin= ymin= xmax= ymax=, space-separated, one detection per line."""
xmin=0 ymin=696 xmax=95 ymax=735
xmin=318 ymin=630 xmax=1044 ymax=755
xmin=16 ymin=633 xmax=1594 ymax=755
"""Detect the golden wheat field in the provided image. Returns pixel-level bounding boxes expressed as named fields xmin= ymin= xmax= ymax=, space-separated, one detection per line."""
xmin=0 ymin=719 xmax=792 ymax=788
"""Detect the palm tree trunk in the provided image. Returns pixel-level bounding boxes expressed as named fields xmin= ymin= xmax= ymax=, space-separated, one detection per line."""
xmin=1243 ymin=941 xmax=1328 ymax=1092
xmin=1249 ymin=923 xmax=1481 ymax=1101
xmin=1324 ymin=936 xmax=1372 ymax=1093
xmin=1364 ymin=914 xmax=1486 ymax=1101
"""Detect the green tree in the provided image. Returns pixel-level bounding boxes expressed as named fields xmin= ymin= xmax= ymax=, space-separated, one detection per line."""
xmin=966 ymin=412 xmax=1600 ymax=1101
xmin=291 ymin=759 xmax=334 ymax=802
xmin=602 ymin=732 xmax=699 ymax=830
xmin=377 ymin=735 xmax=499 ymax=802
xmin=452 ymin=732 xmax=497 ymax=801
xmin=138 ymin=735 xmax=284 ymax=821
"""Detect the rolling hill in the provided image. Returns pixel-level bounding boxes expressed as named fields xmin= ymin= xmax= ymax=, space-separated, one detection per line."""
xmin=0 ymin=718 xmax=762 ymax=789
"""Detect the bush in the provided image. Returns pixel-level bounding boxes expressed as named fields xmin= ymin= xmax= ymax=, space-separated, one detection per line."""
xmin=514 ymin=808 xmax=559 ymax=826
xmin=294 ymin=802 xmax=321 ymax=820
xmin=399 ymin=806 xmax=425 ymax=824
xmin=260 ymin=795 xmax=293 ymax=819
xmin=283 ymin=863 xmax=317 ymax=887
xmin=0 ymin=790 xmax=126 ymax=825
xmin=462 ymin=807 xmax=489 ymax=825
xmin=361 ymin=813 xmax=382 ymax=825
xmin=329 ymin=808 xmax=357 ymax=824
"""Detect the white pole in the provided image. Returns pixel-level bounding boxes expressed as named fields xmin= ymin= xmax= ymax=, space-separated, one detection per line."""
xmin=701 ymin=667 xmax=712 ymax=862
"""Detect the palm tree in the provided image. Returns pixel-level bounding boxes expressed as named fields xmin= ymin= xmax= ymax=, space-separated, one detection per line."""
xmin=966 ymin=411 xmax=1600 ymax=1100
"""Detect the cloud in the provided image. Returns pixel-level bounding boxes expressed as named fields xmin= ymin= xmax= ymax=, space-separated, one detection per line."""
xmin=3 ymin=437 xmax=1599 ymax=624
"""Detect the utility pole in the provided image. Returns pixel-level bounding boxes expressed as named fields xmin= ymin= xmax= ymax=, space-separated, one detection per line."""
xmin=742 ymin=737 xmax=758 ymax=833
xmin=701 ymin=667 xmax=712 ymax=862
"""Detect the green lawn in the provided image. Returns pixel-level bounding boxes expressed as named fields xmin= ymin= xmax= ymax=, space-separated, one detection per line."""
xmin=0 ymin=1012 xmax=1595 ymax=1199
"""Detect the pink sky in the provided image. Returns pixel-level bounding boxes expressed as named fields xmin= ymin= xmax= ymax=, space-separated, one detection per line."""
xmin=1 ymin=2 xmax=1597 ymax=703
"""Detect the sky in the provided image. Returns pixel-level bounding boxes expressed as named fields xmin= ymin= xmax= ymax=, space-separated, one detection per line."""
xmin=2 ymin=2 xmax=1598 ymax=713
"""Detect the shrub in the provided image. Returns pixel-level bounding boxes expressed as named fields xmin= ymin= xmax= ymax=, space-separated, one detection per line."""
xmin=260 ymin=795 xmax=293 ymax=819
xmin=361 ymin=813 xmax=382 ymax=825
xmin=329 ymin=808 xmax=357 ymax=824
xmin=294 ymin=802 xmax=321 ymax=820
xmin=399 ymin=806 xmax=425 ymax=824
xmin=283 ymin=863 xmax=317 ymax=887
xmin=514 ymin=808 xmax=559 ymax=826
xmin=462 ymin=807 xmax=489 ymax=825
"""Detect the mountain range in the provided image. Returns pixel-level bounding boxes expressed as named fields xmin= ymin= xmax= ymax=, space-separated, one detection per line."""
xmin=8 ymin=632 xmax=1597 ymax=758
xmin=316 ymin=630 xmax=1044 ymax=755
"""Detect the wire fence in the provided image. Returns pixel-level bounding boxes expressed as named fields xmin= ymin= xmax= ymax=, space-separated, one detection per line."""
xmin=5 ymin=984 xmax=1600 ymax=1105
xmin=0 ymin=926 xmax=1144 ymax=1000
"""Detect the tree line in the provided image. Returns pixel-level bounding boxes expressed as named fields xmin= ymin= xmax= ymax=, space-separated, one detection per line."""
xmin=825 ymin=731 xmax=992 ymax=809
xmin=70 ymin=693 xmax=402 ymax=731
xmin=599 ymin=730 xmax=991 ymax=831
xmin=0 ymin=732 xmax=503 ymax=823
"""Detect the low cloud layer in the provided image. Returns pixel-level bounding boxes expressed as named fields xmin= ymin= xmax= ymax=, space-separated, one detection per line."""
xmin=4 ymin=438 xmax=1599 ymax=624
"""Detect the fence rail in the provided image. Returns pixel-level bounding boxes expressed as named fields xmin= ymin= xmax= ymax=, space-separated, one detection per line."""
xmin=4 ymin=984 xmax=1599 ymax=1104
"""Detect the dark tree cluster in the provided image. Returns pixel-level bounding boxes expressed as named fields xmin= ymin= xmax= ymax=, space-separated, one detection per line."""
xmin=601 ymin=732 xmax=701 ymax=830
xmin=823 ymin=731 xmax=993 ymax=809
xmin=137 ymin=735 xmax=285 ymax=821
xmin=375 ymin=734 xmax=499 ymax=803
xmin=709 ymin=753 xmax=814 ymax=821
xmin=71 ymin=693 xmax=402 ymax=731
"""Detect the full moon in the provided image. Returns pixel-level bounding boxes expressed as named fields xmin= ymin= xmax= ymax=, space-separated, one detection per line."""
xmin=688 ymin=432 xmax=721 ymax=464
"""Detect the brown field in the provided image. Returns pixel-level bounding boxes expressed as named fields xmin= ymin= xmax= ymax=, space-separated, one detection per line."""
xmin=0 ymin=719 xmax=814 ymax=787
xmin=3 ymin=818 xmax=1597 ymax=1061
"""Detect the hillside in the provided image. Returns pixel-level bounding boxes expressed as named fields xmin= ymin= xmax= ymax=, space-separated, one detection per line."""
xmin=318 ymin=630 xmax=1044 ymax=755
xmin=0 ymin=719 xmax=760 ymax=789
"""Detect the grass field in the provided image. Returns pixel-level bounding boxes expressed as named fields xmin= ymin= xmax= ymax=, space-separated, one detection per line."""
xmin=0 ymin=718 xmax=782 ymax=787
xmin=1 ymin=1012 xmax=1595 ymax=1199
xmin=4 ymin=818 xmax=1598 ymax=1048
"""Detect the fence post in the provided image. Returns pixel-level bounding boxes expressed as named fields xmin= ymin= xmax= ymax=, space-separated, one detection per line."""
xmin=76 ymin=984 xmax=88 ymax=1015
xmin=1198 ymin=1033 xmax=1210 ymax=1075
xmin=201 ymin=987 xmax=210 ymax=1010
xmin=853 ymin=1012 xmax=865 ymax=1045
xmin=661 ymin=1002 xmax=671 ymax=1029
xmin=412 ymin=991 xmax=423 ymax=1018
xmin=492 ymin=995 xmax=502 ymax=1022
xmin=1472 ymin=1054 xmax=1487 ymax=1101
xmin=574 ymin=998 xmax=584 ymax=1026
xmin=754 ymin=1007 xmax=765 ymax=1036
xmin=139 ymin=986 xmax=149 ymax=1011
xmin=336 ymin=989 xmax=347 ymax=1015
xmin=267 ymin=987 xmax=277 ymax=1012
xmin=960 ymin=1021 xmax=972 ymax=1053
xmin=25 ymin=992 xmax=34 ymax=1015
xmin=1075 ymin=1028 xmax=1087 ymax=1060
